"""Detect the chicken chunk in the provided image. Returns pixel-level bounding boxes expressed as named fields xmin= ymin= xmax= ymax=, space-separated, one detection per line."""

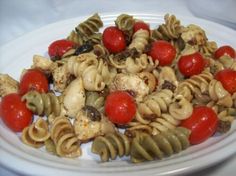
xmin=0 ymin=74 xmax=19 ymax=97
xmin=32 ymin=55 xmax=53 ymax=71
xmin=62 ymin=77 xmax=85 ymax=118
xmin=109 ymin=73 xmax=149 ymax=102
xmin=74 ymin=106 xmax=116 ymax=142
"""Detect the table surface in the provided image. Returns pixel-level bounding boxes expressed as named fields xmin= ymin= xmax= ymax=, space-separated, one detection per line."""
xmin=0 ymin=0 xmax=236 ymax=175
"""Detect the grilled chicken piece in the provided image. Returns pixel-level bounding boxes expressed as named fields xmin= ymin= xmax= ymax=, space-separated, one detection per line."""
xmin=74 ymin=106 xmax=116 ymax=142
xmin=0 ymin=74 xmax=19 ymax=97
xmin=62 ymin=77 xmax=85 ymax=118
xmin=32 ymin=55 xmax=53 ymax=71
xmin=109 ymin=73 xmax=149 ymax=102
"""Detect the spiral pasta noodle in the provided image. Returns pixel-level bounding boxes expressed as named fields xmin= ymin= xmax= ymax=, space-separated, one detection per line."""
xmin=115 ymin=14 xmax=134 ymax=41
xmin=50 ymin=117 xmax=82 ymax=158
xmin=151 ymin=14 xmax=182 ymax=41
xmin=199 ymin=41 xmax=217 ymax=57
xmin=21 ymin=118 xmax=50 ymax=148
xmin=136 ymin=89 xmax=174 ymax=124
xmin=75 ymin=13 xmax=103 ymax=38
xmin=91 ymin=132 xmax=130 ymax=162
xmin=67 ymin=53 xmax=115 ymax=91
xmin=217 ymin=109 xmax=235 ymax=133
xmin=109 ymin=53 xmax=158 ymax=74
xmin=130 ymin=127 xmax=190 ymax=163
xmin=130 ymin=95 xmax=192 ymax=135
xmin=205 ymin=56 xmax=224 ymax=75
xmin=22 ymin=90 xmax=61 ymax=117
xmin=129 ymin=29 xmax=149 ymax=53
xmin=175 ymin=69 xmax=213 ymax=101
xmin=208 ymin=79 xmax=233 ymax=107
xmin=67 ymin=30 xmax=84 ymax=45
xmin=93 ymin=43 xmax=110 ymax=59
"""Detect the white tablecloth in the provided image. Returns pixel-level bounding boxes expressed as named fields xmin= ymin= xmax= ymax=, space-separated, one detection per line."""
xmin=0 ymin=0 xmax=236 ymax=175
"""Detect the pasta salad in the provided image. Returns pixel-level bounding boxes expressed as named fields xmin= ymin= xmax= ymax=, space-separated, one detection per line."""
xmin=0 ymin=13 xmax=236 ymax=163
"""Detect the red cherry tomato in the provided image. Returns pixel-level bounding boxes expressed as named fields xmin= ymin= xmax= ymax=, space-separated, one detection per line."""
xmin=133 ymin=21 xmax=150 ymax=33
xmin=215 ymin=69 xmax=236 ymax=94
xmin=48 ymin=39 xmax=76 ymax=59
xmin=181 ymin=106 xmax=218 ymax=145
xmin=102 ymin=26 xmax=126 ymax=53
xmin=178 ymin=52 xmax=205 ymax=77
xmin=0 ymin=93 xmax=33 ymax=132
xmin=148 ymin=40 xmax=176 ymax=66
xmin=19 ymin=69 xmax=49 ymax=95
xmin=214 ymin=45 xmax=235 ymax=59
xmin=105 ymin=91 xmax=136 ymax=124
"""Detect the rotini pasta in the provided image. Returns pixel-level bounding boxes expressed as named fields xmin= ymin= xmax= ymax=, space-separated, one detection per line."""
xmin=137 ymin=89 xmax=174 ymax=124
xmin=22 ymin=90 xmax=61 ymax=117
xmin=91 ymin=132 xmax=130 ymax=162
xmin=133 ymin=95 xmax=192 ymax=135
xmin=129 ymin=29 xmax=149 ymax=53
xmin=115 ymin=14 xmax=135 ymax=42
xmin=67 ymin=53 xmax=116 ymax=91
xmin=67 ymin=30 xmax=84 ymax=45
xmin=75 ymin=13 xmax=103 ymax=38
xmin=175 ymin=69 xmax=213 ymax=101
xmin=21 ymin=118 xmax=50 ymax=148
xmin=50 ymin=117 xmax=82 ymax=158
xmin=109 ymin=53 xmax=158 ymax=74
xmin=208 ymin=79 xmax=233 ymax=107
xmin=151 ymin=14 xmax=182 ymax=41
xmin=130 ymin=127 xmax=190 ymax=163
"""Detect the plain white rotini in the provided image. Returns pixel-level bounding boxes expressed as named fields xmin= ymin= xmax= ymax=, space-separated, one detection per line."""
xmin=129 ymin=29 xmax=149 ymax=53
xmin=21 ymin=118 xmax=50 ymax=148
xmin=50 ymin=117 xmax=82 ymax=158
xmin=136 ymin=89 xmax=174 ymax=124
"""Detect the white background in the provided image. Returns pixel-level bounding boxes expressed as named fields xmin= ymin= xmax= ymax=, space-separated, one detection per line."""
xmin=0 ymin=0 xmax=236 ymax=175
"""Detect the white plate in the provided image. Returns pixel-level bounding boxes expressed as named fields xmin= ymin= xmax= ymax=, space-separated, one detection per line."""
xmin=0 ymin=13 xmax=236 ymax=176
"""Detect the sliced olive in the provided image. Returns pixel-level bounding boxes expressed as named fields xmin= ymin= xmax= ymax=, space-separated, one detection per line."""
xmin=75 ymin=40 xmax=94 ymax=55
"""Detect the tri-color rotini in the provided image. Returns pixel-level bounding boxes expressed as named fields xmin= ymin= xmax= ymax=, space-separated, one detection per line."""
xmin=91 ymin=132 xmax=130 ymax=162
xmin=50 ymin=117 xmax=82 ymax=158
xmin=130 ymin=127 xmax=191 ymax=163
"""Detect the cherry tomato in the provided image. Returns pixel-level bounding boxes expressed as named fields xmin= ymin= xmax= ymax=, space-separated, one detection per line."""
xmin=105 ymin=91 xmax=136 ymax=124
xmin=178 ymin=52 xmax=205 ymax=77
xmin=19 ymin=69 xmax=49 ymax=95
xmin=181 ymin=106 xmax=218 ymax=145
xmin=148 ymin=40 xmax=176 ymax=66
xmin=215 ymin=69 xmax=236 ymax=94
xmin=214 ymin=45 xmax=235 ymax=59
xmin=0 ymin=93 xmax=33 ymax=132
xmin=48 ymin=39 xmax=76 ymax=60
xmin=102 ymin=26 xmax=126 ymax=53
xmin=133 ymin=21 xmax=150 ymax=33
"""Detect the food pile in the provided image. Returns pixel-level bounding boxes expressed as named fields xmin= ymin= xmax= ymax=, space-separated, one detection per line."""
xmin=0 ymin=13 xmax=236 ymax=163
